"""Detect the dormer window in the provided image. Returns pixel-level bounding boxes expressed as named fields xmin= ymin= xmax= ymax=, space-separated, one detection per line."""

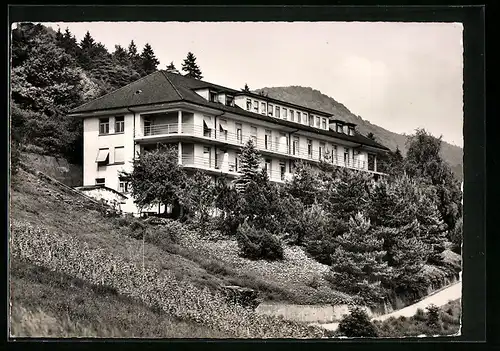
xmin=209 ymin=91 xmax=218 ymax=103
xmin=253 ymin=100 xmax=259 ymax=112
xmin=246 ymin=99 xmax=252 ymax=110
xmin=336 ymin=124 xmax=343 ymax=133
xmin=343 ymin=125 xmax=349 ymax=134
xmin=348 ymin=126 xmax=355 ymax=136
xmin=268 ymin=104 xmax=273 ymax=116
xmin=226 ymin=95 xmax=234 ymax=106
xmin=322 ymin=118 xmax=327 ymax=130
xmin=261 ymin=102 xmax=266 ymax=114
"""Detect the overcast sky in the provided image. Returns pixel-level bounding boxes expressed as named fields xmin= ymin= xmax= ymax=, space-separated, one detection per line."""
xmin=42 ymin=21 xmax=464 ymax=147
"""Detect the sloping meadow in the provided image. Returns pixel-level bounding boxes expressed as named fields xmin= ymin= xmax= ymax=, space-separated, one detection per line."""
xmin=9 ymin=220 xmax=326 ymax=339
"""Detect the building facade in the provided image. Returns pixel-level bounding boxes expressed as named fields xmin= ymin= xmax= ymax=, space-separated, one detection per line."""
xmin=68 ymin=70 xmax=390 ymax=215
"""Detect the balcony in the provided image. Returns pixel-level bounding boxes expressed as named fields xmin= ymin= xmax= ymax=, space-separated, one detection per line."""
xmin=138 ymin=122 xmax=373 ymax=172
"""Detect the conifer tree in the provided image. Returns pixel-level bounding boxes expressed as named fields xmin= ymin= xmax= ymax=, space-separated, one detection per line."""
xmin=78 ymin=31 xmax=96 ymax=70
xmin=166 ymin=61 xmax=177 ymax=70
xmin=285 ymin=161 xmax=322 ymax=206
xmin=329 ymin=213 xmax=389 ymax=306
xmin=234 ymin=139 xmax=261 ymax=193
xmin=60 ymin=28 xmax=80 ymax=59
xmin=140 ymin=43 xmax=160 ymax=75
xmin=182 ymin=51 xmax=203 ymax=80
xmin=112 ymin=44 xmax=130 ymax=66
xmin=243 ymin=83 xmax=250 ymax=92
xmin=128 ymin=40 xmax=142 ymax=74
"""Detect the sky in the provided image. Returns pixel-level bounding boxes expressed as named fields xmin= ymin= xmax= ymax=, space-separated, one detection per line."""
xmin=41 ymin=21 xmax=464 ymax=147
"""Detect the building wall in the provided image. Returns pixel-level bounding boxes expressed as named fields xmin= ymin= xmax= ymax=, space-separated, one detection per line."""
xmin=83 ymin=113 xmax=135 ymax=192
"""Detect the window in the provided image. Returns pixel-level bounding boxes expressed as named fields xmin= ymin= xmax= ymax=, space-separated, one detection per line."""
xmin=219 ymin=119 xmax=228 ymax=140
xmin=268 ymin=104 xmax=273 ymax=116
xmin=309 ymin=114 xmax=314 ymax=127
xmin=307 ymin=139 xmax=313 ymax=158
xmin=316 ymin=116 xmax=321 ymax=128
xmin=250 ymin=126 xmax=257 ymax=144
xmin=368 ymin=153 xmax=376 ymax=171
xmin=261 ymin=102 xmax=266 ymax=114
xmin=348 ymin=126 xmax=355 ymax=136
xmin=253 ymin=100 xmax=259 ymax=112
xmin=343 ymin=125 xmax=349 ymax=134
xmin=236 ymin=123 xmax=243 ymax=144
xmin=319 ymin=142 xmax=325 ymax=160
xmin=246 ymin=99 xmax=252 ymax=110
xmin=115 ymin=116 xmax=125 ymax=133
xmin=283 ymin=108 xmax=287 ymax=120
xmin=296 ymin=112 xmax=301 ymax=123
xmin=226 ymin=95 xmax=234 ymax=106
xmin=118 ymin=178 xmax=129 ymax=193
xmin=203 ymin=146 xmax=211 ymax=167
xmin=209 ymin=91 xmax=218 ymax=103
xmin=96 ymin=148 xmax=109 ymax=165
xmin=322 ymin=118 xmax=327 ymax=130
xmin=293 ymin=137 xmax=299 ymax=156
xmin=95 ymin=178 xmax=105 ymax=186
xmin=203 ymin=116 xmax=212 ymax=138
xmin=114 ymin=146 xmax=124 ymax=164
xmin=265 ymin=159 xmax=271 ymax=176
xmin=336 ymin=124 xmax=343 ymax=133
xmin=280 ymin=161 xmax=286 ymax=181
xmin=265 ymin=130 xmax=272 ymax=150
xmin=99 ymin=118 xmax=109 ymax=135
xmin=275 ymin=106 xmax=280 ymax=118
xmin=332 ymin=145 xmax=338 ymax=164
xmin=290 ymin=110 xmax=295 ymax=122
xmin=344 ymin=148 xmax=350 ymax=166
xmin=235 ymin=153 xmax=241 ymax=172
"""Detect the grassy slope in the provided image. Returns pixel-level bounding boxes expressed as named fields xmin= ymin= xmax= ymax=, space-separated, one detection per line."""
xmin=9 ymin=168 xmax=350 ymax=337
xmin=254 ymin=86 xmax=463 ymax=180
xmin=10 ymin=259 xmax=234 ymax=338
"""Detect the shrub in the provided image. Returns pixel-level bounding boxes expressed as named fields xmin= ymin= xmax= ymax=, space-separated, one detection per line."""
xmin=236 ymin=221 xmax=284 ymax=261
xmin=338 ymin=306 xmax=378 ymax=337
xmin=425 ymin=304 xmax=441 ymax=329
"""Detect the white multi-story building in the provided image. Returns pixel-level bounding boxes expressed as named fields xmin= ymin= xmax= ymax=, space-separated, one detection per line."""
xmin=68 ymin=70 xmax=390 ymax=214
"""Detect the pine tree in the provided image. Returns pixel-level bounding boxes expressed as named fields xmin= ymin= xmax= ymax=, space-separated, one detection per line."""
xmin=166 ymin=61 xmax=177 ymax=70
xmin=329 ymin=213 xmax=389 ymax=306
xmin=181 ymin=52 xmax=203 ymax=80
xmin=112 ymin=44 xmax=130 ymax=66
xmin=140 ymin=43 xmax=160 ymax=75
xmin=55 ymin=28 xmax=63 ymax=43
xmin=324 ymin=168 xmax=371 ymax=222
xmin=234 ymin=139 xmax=261 ymax=193
xmin=60 ymin=28 xmax=80 ymax=59
xmin=128 ymin=40 xmax=142 ymax=74
xmin=285 ymin=161 xmax=322 ymax=206
xmin=77 ymin=31 xmax=97 ymax=70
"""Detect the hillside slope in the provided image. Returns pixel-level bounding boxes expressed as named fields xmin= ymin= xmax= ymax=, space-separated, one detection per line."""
xmin=255 ymin=86 xmax=463 ymax=180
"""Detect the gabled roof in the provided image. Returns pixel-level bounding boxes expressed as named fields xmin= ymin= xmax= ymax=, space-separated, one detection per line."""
xmin=69 ymin=71 xmax=389 ymax=151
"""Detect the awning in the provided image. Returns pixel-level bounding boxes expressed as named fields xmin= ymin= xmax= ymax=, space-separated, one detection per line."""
xmin=203 ymin=115 xmax=212 ymax=129
xmin=96 ymin=149 xmax=109 ymax=163
xmin=219 ymin=120 xmax=227 ymax=132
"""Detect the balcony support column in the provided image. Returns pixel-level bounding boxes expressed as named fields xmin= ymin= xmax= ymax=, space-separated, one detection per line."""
xmin=178 ymin=142 xmax=182 ymax=165
xmin=178 ymin=110 xmax=182 ymax=134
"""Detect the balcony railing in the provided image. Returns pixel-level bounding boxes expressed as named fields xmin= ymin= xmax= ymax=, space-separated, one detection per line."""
xmin=140 ymin=122 xmax=370 ymax=171
xmin=180 ymin=155 xmax=290 ymax=182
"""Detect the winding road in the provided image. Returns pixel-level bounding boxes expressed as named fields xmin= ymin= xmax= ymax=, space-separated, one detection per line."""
xmin=317 ymin=279 xmax=462 ymax=331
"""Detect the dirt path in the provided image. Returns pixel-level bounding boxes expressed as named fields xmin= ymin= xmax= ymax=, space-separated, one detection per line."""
xmin=316 ymin=280 xmax=462 ymax=331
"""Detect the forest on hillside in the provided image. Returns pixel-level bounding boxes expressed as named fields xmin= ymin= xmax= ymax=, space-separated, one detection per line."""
xmin=10 ymin=23 xmax=202 ymax=167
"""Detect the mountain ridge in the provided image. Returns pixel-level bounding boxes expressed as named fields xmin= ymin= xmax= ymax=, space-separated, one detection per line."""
xmin=254 ymin=86 xmax=463 ymax=181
